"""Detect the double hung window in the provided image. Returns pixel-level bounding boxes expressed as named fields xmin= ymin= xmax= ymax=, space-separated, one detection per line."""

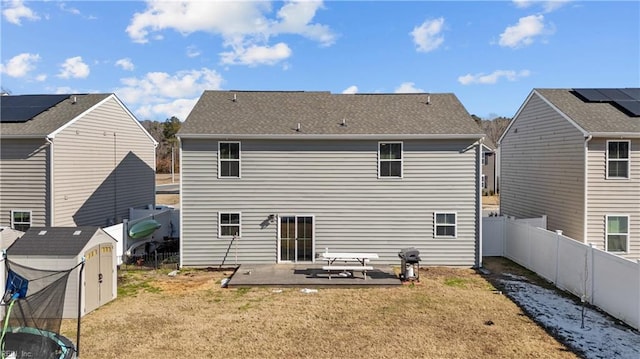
xmin=379 ymin=142 xmax=402 ymax=178
xmin=219 ymin=142 xmax=240 ymax=178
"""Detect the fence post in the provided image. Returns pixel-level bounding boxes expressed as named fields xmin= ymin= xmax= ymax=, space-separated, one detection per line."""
xmin=555 ymin=230 xmax=562 ymax=285
xmin=588 ymin=243 xmax=595 ymax=305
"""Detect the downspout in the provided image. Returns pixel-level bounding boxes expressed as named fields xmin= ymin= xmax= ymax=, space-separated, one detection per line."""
xmin=477 ymin=137 xmax=484 ymax=268
xmin=583 ymin=135 xmax=593 ymax=244
xmin=45 ymin=136 xmax=54 ymax=226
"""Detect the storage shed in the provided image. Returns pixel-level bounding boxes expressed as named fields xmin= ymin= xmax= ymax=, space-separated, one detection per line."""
xmin=6 ymin=227 xmax=117 ymax=318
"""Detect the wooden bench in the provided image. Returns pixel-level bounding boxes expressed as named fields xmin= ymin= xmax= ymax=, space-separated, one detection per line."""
xmin=322 ymin=265 xmax=374 ymax=280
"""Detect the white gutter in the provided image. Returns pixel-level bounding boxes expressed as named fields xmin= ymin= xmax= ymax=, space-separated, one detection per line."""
xmin=178 ymin=136 xmax=183 ymax=269
xmin=45 ymin=136 xmax=55 ymax=226
xmin=588 ymin=132 xmax=640 ymax=139
xmin=477 ymin=137 xmax=484 ymax=268
xmin=177 ymin=133 xmax=486 ymax=140
xmin=583 ymin=135 xmax=593 ymax=244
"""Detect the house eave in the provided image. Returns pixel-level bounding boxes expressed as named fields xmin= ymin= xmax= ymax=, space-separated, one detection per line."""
xmin=588 ymin=132 xmax=640 ymax=139
xmin=177 ymin=133 xmax=485 ymax=140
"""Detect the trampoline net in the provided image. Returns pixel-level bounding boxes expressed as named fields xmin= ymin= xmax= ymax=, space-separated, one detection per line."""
xmin=1 ymin=260 xmax=77 ymax=359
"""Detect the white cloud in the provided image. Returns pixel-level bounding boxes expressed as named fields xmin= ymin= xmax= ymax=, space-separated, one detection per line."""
xmin=499 ymin=14 xmax=547 ymax=48
xmin=35 ymin=74 xmax=47 ymax=82
xmin=0 ymin=53 xmax=40 ymax=77
xmin=58 ymin=56 xmax=90 ymax=79
xmin=410 ymin=17 xmax=445 ymax=53
xmin=512 ymin=0 xmax=532 ymax=8
xmin=115 ymin=67 xmax=223 ymax=121
xmin=126 ymin=1 xmax=335 ymax=66
xmin=220 ymin=42 xmax=292 ymax=66
xmin=2 ymin=0 xmax=40 ymax=25
xmin=457 ymin=69 xmax=531 ymax=85
xmin=342 ymin=85 xmax=358 ymax=94
xmin=513 ymin=0 xmax=570 ymax=13
xmin=115 ymin=58 xmax=135 ymax=71
xmin=186 ymin=45 xmax=201 ymax=58
xmin=59 ymin=3 xmax=80 ymax=15
xmin=394 ymin=82 xmax=425 ymax=93
xmin=54 ymin=86 xmax=76 ymax=94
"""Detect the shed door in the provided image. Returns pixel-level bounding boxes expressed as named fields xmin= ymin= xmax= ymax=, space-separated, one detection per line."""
xmin=84 ymin=246 xmax=100 ymax=314
xmin=99 ymin=244 xmax=114 ymax=306
xmin=83 ymin=243 xmax=114 ymax=313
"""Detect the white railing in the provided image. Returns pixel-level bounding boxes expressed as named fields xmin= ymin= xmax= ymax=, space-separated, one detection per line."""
xmin=483 ymin=216 xmax=640 ymax=331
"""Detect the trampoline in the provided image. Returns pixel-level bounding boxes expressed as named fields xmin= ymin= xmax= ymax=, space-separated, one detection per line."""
xmin=2 ymin=327 xmax=75 ymax=359
xmin=1 ymin=260 xmax=83 ymax=359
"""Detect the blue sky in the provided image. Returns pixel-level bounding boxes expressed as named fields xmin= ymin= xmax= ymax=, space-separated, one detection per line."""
xmin=1 ymin=1 xmax=639 ymax=121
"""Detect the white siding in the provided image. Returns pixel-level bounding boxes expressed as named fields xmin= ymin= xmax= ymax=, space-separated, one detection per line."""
xmin=0 ymin=139 xmax=49 ymax=227
xmin=181 ymin=139 xmax=479 ymax=266
xmin=52 ymin=97 xmax=156 ymax=226
xmin=500 ymin=93 xmax=586 ymax=240
xmin=587 ymin=138 xmax=640 ymax=258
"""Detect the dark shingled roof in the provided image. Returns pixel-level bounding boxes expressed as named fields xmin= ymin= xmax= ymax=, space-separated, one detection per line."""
xmin=179 ymin=91 xmax=485 ymax=136
xmin=0 ymin=94 xmax=111 ymax=137
xmin=535 ymin=89 xmax=640 ymax=134
xmin=7 ymin=227 xmax=101 ymax=256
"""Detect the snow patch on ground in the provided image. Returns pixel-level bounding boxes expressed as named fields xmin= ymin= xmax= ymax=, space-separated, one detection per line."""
xmin=500 ymin=275 xmax=640 ymax=359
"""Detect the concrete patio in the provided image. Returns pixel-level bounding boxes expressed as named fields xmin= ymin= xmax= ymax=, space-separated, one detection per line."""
xmin=226 ymin=263 xmax=402 ymax=288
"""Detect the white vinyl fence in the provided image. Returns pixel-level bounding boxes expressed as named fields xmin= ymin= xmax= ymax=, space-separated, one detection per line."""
xmin=483 ymin=216 xmax=640 ymax=331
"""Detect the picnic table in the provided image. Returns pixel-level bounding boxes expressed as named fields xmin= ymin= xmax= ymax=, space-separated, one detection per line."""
xmin=320 ymin=250 xmax=378 ymax=279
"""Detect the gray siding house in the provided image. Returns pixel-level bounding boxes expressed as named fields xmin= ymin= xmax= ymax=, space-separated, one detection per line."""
xmin=499 ymin=88 xmax=640 ymax=259
xmin=482 ymin=142 xmax=497 ymax=195
xmin=178 ymin=91 xmax=486 ymax=267
xmin=0 ymin=94 xmax=157 ymax=229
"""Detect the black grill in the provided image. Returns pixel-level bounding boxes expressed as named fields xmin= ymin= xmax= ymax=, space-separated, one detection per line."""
xmin=398 ymin=247 xmax=421 ymax=264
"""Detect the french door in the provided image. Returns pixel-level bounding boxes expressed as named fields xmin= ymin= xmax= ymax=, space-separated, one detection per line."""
xmin=279 ymin=215 xmax=314 ymax=262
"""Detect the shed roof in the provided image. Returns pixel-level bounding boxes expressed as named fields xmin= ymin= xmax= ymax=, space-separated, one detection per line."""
xmin=1 ymin=94 xmax=111 ymax=137
xmin=535 ymin=89 xmax=640 ymax=135
xmin=179 ymin=91 xmax=485 ymax=137
xmin=7 ymin=227 xmax=103 ymax=256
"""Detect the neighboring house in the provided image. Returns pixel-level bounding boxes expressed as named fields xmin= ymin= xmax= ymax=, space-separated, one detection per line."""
xmin=0 ymin=94 xmax=157 ymax=230
xmin=177 ymin=91 xmax=486 ymax=267
xmin=481 ymin=140 xmax=497 ymax=195
xmin=499 ymin=88 xmax=640 ymax=259
xmin=6 ymin=226 xmax=117 ymax=318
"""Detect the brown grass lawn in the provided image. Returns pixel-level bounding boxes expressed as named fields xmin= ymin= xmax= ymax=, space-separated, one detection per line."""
xmin=60 ymin=258 xmax=578 ymax=359
xmin=156 ymin=173 xmax=180 ymax=206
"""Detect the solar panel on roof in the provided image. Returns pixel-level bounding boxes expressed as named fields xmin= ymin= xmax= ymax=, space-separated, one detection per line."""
xmin=597 ymin=88 xmax=633 ymax=101
xmin=620 ymin=88 xmax=640 ymax=101
xmin=0 ymin=94 xmax=69 ymax=123
xmin=613 ymin=100 xmax=640 ymax=117
xmin=572 ymin=88 xmax=640 ymax=117
xmin=573 ymin=88 xmax=609 ymax=102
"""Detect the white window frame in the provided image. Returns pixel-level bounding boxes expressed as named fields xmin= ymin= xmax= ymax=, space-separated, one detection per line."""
xmin=218 ymin=212 xmax=241 ymax=238
xmin=11 ymin=210 xmax=32 ymax=232
xmin=606 ymin=140 xmax=630 ymax=179
xmin=605 ymin=214 xmax=629 ymax=253
xmin=378 ymin=141 xmax=403 ymax=178
xmin=434 ymin=212 xmax=457 ymax=238
xmin=218 ymin=141 xmax=241 ymax=178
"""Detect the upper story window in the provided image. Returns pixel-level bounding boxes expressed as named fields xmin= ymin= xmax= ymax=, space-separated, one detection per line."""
xmin=379 ymin=142 xmax=402 ymax=178
xmin=219 ymin=142 xmax=240 ymax=178
xmin=434 ymin=212 xmax=457 ymax=238
xmin=606 ymin=140 xmax=629 ymax=179
xmin=11 ymin=210 xmax=31 ymax=232
xmin=606 ymin=215 xmax=628 ymax=253
xmin=219 ymin=212 xmax=241 ymax=237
